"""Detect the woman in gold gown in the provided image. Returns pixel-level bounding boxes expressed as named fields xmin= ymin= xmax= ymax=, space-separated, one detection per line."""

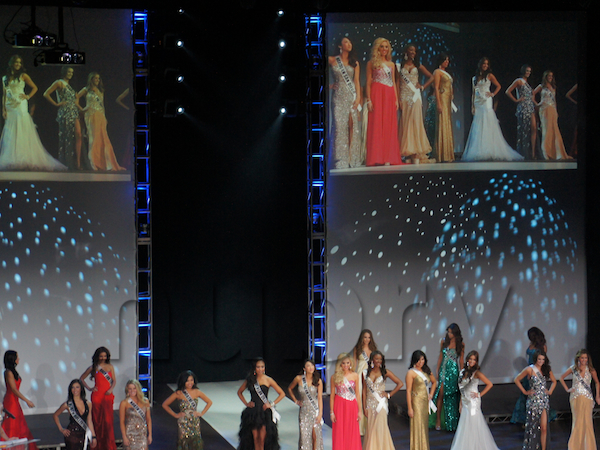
xmin=119 ymin=379 xmax=152 ymax=450
xmin=406 ymin=350 xmax=437 ymax=450
xmin=432 ymin=53 xmax=454 ymax=162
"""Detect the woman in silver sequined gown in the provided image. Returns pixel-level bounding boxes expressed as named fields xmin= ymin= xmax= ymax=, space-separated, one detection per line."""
xmin=287 ymin=360 xmax=324 ymax=450
xmin=559 ymin=349 xmax=600 ymax=450
xmin=328 ymin=37 xmax=362 ymax=169
xmin=119 ymin=380 xmax=152 ymax=450
xmin=162 ymin=371 xmax=213 ymax=450
xmin=514 ymin=350 xmax=557 ymax=450
xmin=505 ymin=64 xmax=538 ymax=160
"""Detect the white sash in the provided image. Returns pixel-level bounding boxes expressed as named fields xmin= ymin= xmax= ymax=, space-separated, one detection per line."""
xmin=98 ymin=367 xmax=113 ymax=385
xmin=253 ymin=383 xmax=281 ymax=424
xmin=302 ymin=375 xmax=324 ymax=426
xmin=397 ymin=64 xmax=421 ymax=103
xmin=411 ymin=368 xmax=437 ymax=414
xmin=67 ymin=401 xmax=93 ymax=450
xmin=361 ymin=350 xmax=369 ymax=378
xmin=342 ymin=376 xmax=357 ymax=400
xmin=439 ymin=69 xmax=457 ymax=112
xmin=572 ymin=366 xmax=595 ymax=403
xmin=182 ymin=389 xmax=197 ymax=410
xmin=128 ymin=398 xmax=147 ymax=421
xmin=366 ymin=376 xmax=388 ymax=414
xmin=335 ymin=56 xmax=356 ymax=100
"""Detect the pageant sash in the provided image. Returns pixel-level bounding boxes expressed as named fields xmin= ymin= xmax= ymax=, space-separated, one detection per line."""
xmin=440 ymin=69 xmax=457 ymax=112
xmin=399 ymin=66 xmax=421 ymax=103
xmin=254 ymin=383 xmax=281 ymax=423
xmin=572 ymin=365 xmax=595 ymax=402
xmin=302 ymin=375 xmax=324 ymax=426
xmin=182 ymin=389 xmax=197 ymax=411
xmin=98 ymin=367 xmax=113 ymax=386
xmin=366 ymin=376 xmax=388 ymax=413
xmin=411 ymin=368 xmax=437 ymax=414
xmin=342 ymin=376 xmax=356 ymax=399
xmin=128 ymin=398 xmax=147 ymax=421
xmin=335 ymin=56 xmax=356 ymax=99
xmin=67 ymin=401 xmax=93 ymax=450
xmin=361 ymin=350 xmax=370 ymax=378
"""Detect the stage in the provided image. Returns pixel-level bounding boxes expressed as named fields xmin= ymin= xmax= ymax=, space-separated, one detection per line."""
xmin=23 ymin=380 xmax=599 ymax=449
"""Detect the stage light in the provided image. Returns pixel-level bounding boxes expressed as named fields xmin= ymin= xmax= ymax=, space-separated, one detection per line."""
xmin=279 ymin=106 xmax=287 ymax=115
xmin=279 ymin=74 xmax=286 ymax=83
xmin=177 ymin=8 xmax=185 ymax=14
xmin=177 ymin=75 xmax=184 ymax=83
xmin=176 ymin=106 xmax=185 ymax=115
xmin=176 ymin=40 xmax=184 ymax=48
xmin=38 ymin=48 xmax=86 ymax=66
xmin=278 ymin=40 xmax=286 ymax=49
xmin=277 ymin=10 xmax=284 ymax=17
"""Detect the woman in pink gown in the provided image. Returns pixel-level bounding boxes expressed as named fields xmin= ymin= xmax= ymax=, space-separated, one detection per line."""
xmin=80 ymin=347 xmax=117 ymax=450
xmin=2 ymin=351 xmax=37 ymax=449
xmin=330 ymin=353 xmax=361 ymax=450
xmin=365 ymin=38 xmax=403 ymax=166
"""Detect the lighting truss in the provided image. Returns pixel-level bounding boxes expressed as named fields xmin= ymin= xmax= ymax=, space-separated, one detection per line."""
xmin=133 ymin=10 xmax=153 ymax=401
xmin=305 ymin=13 xmax=327 ymax=381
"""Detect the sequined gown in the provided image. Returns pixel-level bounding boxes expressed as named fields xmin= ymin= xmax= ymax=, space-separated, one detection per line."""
xmin=462 ymin=77 xmax=523 ymax=162
xmin=331 ymin=61 xmax=362 ymax=168
xmin=410 ymin=370 xmax=430 ymax=450
xmin=363 ymin=375 xmax=394 ymax=450
xmin=125 ymin=405 xmax=149 ymax=450
xmin=63 ymin=401 xmax=89 ymax=450
xmin=523 ymin=367 xmax=550 ymax=450
xmin=0 ymin=76 xmax=66 ymax=171
xmin=399 ymin=66 xmax=432 ymax=161
xmin=84 ymin=90 xmax=124 ymax=171
xmin=332 ymin=379 xmax=361 ymax=450
xmin=434 ymin=70 xmax=454 ymax=162
xmin=1 ymin=377 xmax=38 ymax=449
xmin=297 ymin=383 xmax=323 ymax=450
xmin=238 ymin=385 xmax=279 ymax=450
xmin=177 ymin=397 xmax=202 ymax=450
xmin=430 ymin=347 xmax=460 ymax=431
xmin=355 ymin=351 xmax=369 ymax=435
xmin=539 ymin=87 xmax=570 ymax=160
xmin=366 ymin=66 xmax=403 ymax=166
xmin=568 ymin=365 xmax=596 ymax=450
xmin=515 ymin=80 xmax=536 ymax=159
xmin=55 ymin=81 xmax=80 ymax=169
xmin=91 ymin=370 xmax=116 ymax=450
xmin=449 ymin=371 xmax=499 ymax=450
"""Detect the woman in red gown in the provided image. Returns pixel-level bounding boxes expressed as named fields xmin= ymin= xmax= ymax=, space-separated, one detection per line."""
xmin=2 ymin=350 xmax=38 ymax=449
xmin=80 ymin=347 xmax=116 ymax=450
xmin=330 ymin=353 xmax=362 ymax=450
xmin=365 ymin=38 xmax=403 ymax=166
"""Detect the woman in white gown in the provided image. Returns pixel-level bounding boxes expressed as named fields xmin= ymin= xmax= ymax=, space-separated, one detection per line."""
xmin=450 ymin=350 xmax=500 ymax=450
xmin=462 ymin=57 xmax=523 ymax=162
xmin=0 ymin=55 xmax=66 ymax=171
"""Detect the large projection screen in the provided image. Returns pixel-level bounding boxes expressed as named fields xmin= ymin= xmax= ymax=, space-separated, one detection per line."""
xmin=0 ymin=7 xmax=137 ymax=413
xmin=325 ymin=12 xmax=585 ymax=385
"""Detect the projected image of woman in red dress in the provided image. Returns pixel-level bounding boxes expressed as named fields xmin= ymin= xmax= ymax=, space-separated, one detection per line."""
xmin=80 ymin=347 xmax=116 ymax=450
xmin=365 ymin=38 xmax=403 ymax=166
xmin=1 ymin=350 xmax=38 ymax=449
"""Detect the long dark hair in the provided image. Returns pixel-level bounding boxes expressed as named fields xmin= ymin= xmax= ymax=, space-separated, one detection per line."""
xmin=353 ymin=329 xmax=377 ymax=362
xmin=176 ymin=370 xmax=198 ymax=391
xmin=461 ymin=350 xmax=480 ymax=381
xmin=410 ymin=350 xmax=431 ymax=375
xmin=532 ymin=350 xmax=551 ymax=377
xmin=366 ymin=350 xmax=387 ymax=379
xmin=400 ymin=44 xmax=421 ymax=69
xmin=527 ymin=327 xmax=546 ymax=351
xmin=334 ymin=36 xmax=358 ymax=68
xmin=3 ymin=350 xmax=19 ymax=380
xmin=520 ymin=64 xmax=531 ymax=76
xmin=575 ymin=349 xmax=595 ymax=371
xmin=300 ymin=359 xmax=320 ymax=387
xmin=67 ymin=379 xmax=87 ymax=402
xmin=475 ymin=57 xmax=492 ymax=82
xmin=246 ymin=357 xmax=265 ymax=385
xmin=443 ymin=323 xmax=463 ymax=353
xmin=90 ymin=346 xmax=111 ymax=379
xmin=5 ymin=55 xmax=26 ymax=84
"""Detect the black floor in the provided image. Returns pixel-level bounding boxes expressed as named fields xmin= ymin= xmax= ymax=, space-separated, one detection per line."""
xmin=25 ymin=382 xmax=598 ymax=449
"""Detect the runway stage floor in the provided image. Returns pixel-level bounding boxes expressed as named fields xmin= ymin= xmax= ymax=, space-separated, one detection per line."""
xmin=24 ymin=381 xmax=599 ymax=449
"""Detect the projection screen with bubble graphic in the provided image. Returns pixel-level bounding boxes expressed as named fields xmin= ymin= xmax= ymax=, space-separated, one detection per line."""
xmin=325 ymin=14 xmax=585 ymax=384
xmin=0 ymin=7 xmax=136 ymax=414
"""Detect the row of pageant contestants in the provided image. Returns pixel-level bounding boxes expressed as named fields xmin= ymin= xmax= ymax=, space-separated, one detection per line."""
xmin=330 ymin=37 xmax=576 ymax=169
xmin=0 ymin=54 xmax=126 ymax=172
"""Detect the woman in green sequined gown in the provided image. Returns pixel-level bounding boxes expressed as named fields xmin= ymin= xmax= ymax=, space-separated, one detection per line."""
xmin=430 ymin=323 xmax=464 ymax=431
xmin=162 ymin=371 xmax=213 ymax=450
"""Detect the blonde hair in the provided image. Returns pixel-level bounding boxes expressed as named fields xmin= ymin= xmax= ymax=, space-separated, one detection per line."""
xmin=125 ymin=379 xmax=150 ymax=406
xmin=333 ymin=353 xmax=352 ymax=385
xmin=370 ymin=38 xmax=392 ymax=69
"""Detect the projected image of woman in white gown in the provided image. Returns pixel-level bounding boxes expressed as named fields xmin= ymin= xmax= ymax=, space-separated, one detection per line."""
xmin=461 ymin=57 xmax=523 ymax=162
xmin=0 ymin=55 xmax=66 ymax=171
